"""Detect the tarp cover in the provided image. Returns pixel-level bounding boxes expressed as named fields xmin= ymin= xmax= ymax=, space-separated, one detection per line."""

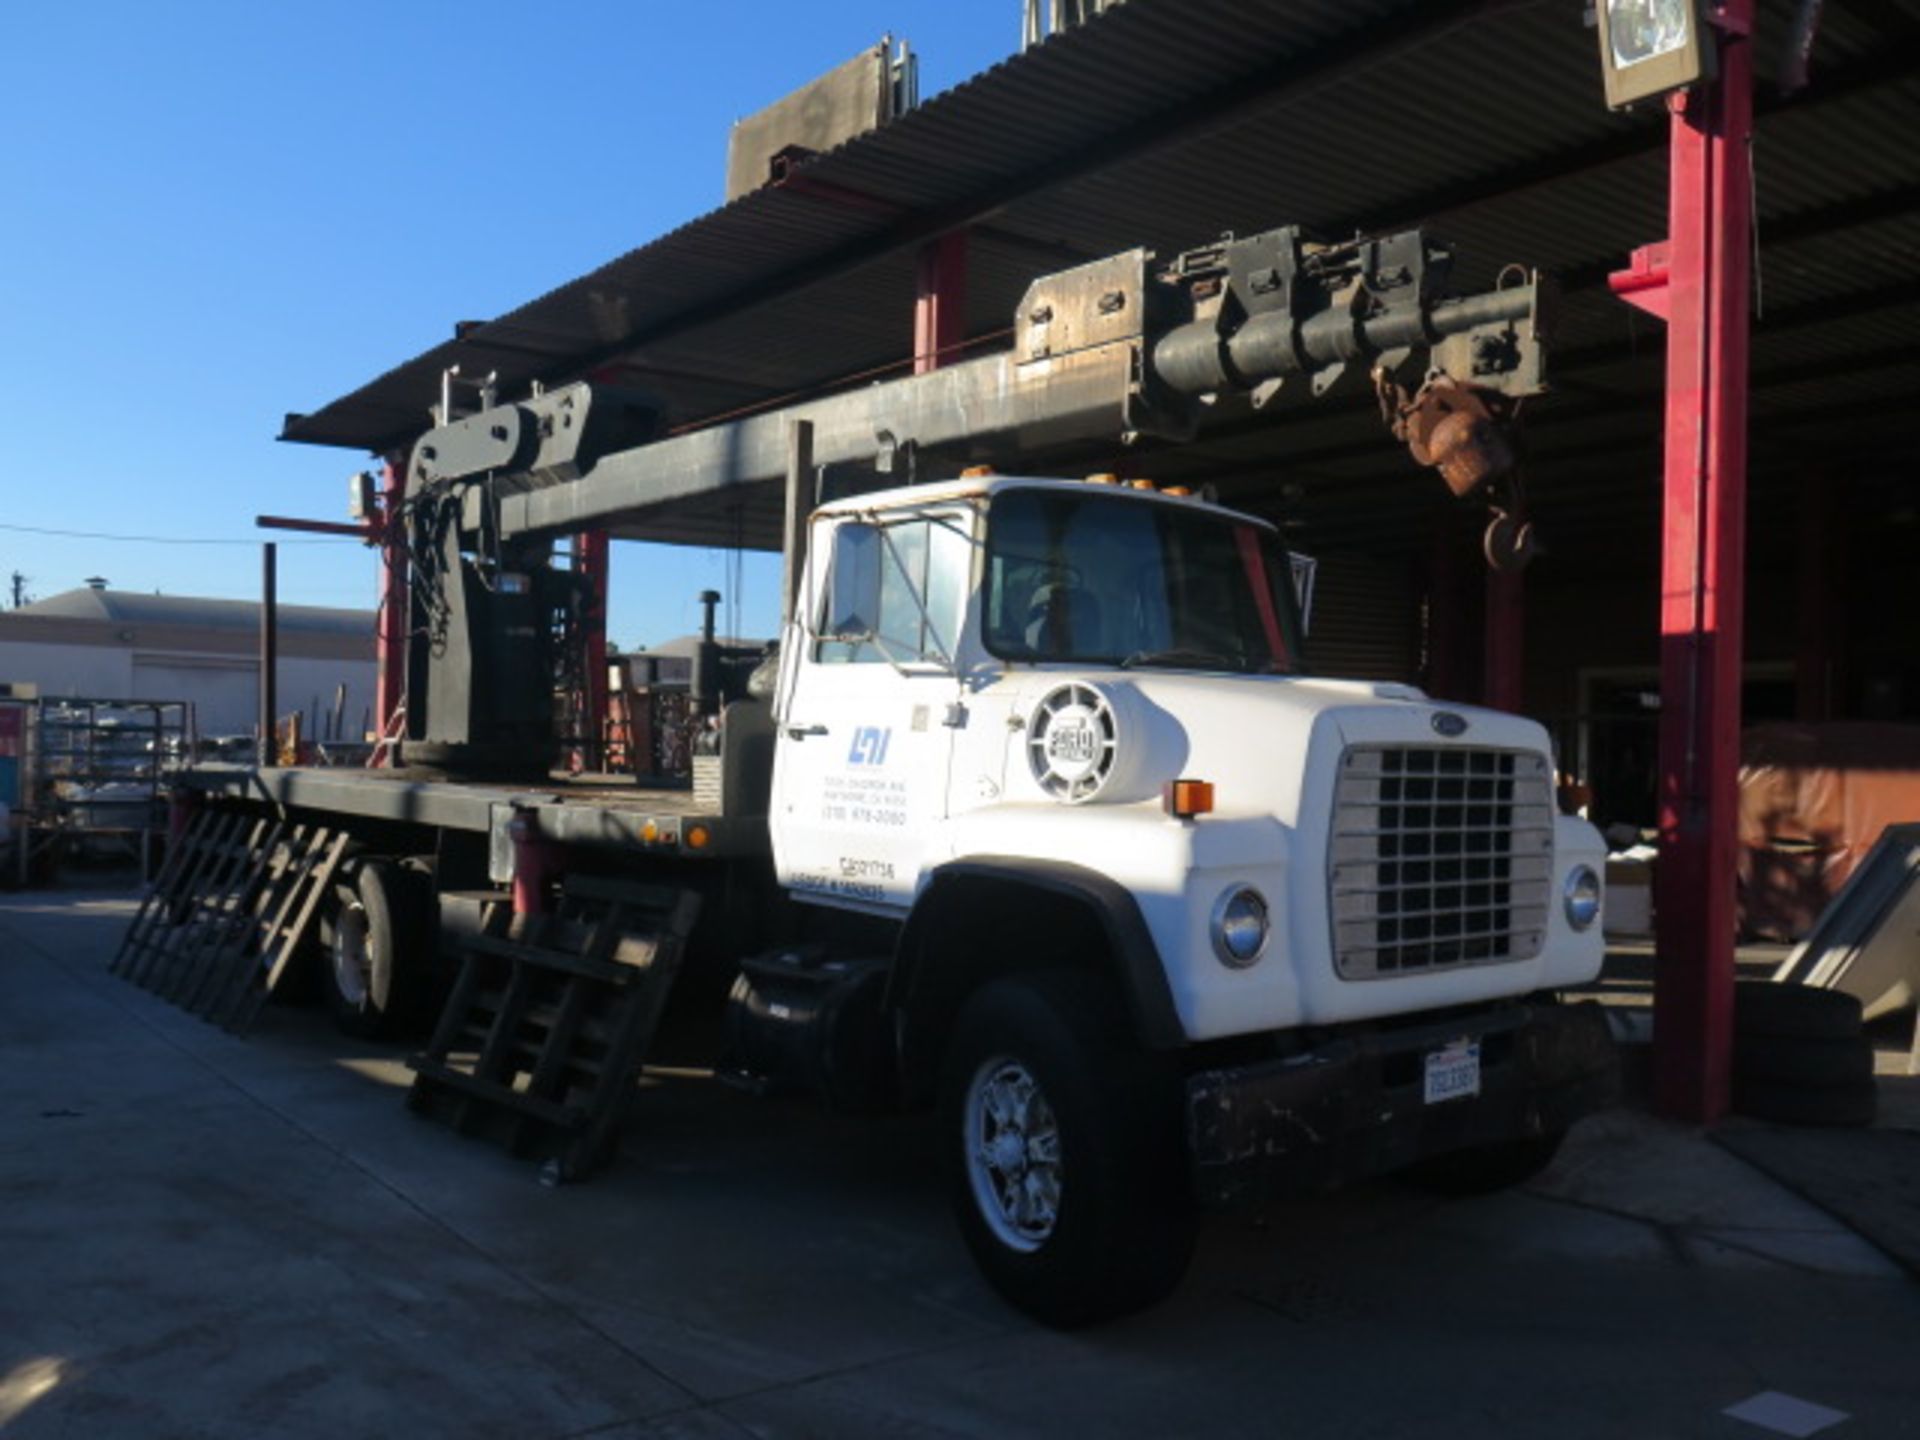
xmin=1738 ymin=723 xmax=1920 ymax=940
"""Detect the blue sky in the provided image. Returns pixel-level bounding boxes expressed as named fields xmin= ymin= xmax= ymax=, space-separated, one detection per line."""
xmin=0 ymin=3 xmax=1016 ymax=647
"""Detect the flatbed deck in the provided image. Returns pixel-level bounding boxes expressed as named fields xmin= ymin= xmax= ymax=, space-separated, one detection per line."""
xmin=174 ymin=764 xmax=762 ymax=858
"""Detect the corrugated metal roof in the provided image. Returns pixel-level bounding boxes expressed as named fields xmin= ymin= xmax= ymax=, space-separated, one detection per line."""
xmin=281 ymin=0 xmax=1920 ymax=559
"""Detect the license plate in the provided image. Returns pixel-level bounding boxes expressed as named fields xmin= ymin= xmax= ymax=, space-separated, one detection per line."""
xmin=1423 ymin=1040 xmax=1481 ymax=1105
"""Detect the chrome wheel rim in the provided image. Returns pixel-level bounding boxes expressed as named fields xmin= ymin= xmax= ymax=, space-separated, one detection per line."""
xmin=964 ymin=1055 xmax=1062 ymax=1252
xmin=330 ymin=901 xmax=372 ymax=1008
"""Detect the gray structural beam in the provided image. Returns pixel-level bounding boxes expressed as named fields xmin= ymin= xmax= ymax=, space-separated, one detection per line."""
xmin=494 ymin=351 xmax=1063 ymax=547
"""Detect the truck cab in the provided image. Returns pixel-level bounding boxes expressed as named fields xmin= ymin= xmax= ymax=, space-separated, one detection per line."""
xmin=761 ymin=474 xmax=1615 ymax=1324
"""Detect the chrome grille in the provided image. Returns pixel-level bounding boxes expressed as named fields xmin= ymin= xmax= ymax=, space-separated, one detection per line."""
xmin=1329 ymin=746 xmax=1554 ymax=980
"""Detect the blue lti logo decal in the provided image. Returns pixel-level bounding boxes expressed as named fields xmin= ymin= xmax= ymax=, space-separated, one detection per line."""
xmin=848 ymin=727 xmax=892 ymax=766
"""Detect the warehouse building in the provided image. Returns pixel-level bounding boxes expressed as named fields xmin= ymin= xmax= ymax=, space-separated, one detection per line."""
xmin=0 ymin=587 xmax=375 ymax=738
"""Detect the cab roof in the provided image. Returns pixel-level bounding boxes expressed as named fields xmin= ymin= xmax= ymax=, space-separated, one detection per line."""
xmin=813 ymin=473 xmax=1273 ymax=530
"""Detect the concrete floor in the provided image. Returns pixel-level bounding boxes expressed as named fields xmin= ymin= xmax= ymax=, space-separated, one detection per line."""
xmin=3 ymin=891 xmax=1917 ymax=1440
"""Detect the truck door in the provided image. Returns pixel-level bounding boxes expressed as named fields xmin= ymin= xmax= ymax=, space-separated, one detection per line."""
xmin=771 ymin=508 xmax=970 ymax=912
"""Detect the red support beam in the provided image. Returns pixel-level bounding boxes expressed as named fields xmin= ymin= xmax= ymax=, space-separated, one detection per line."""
xmin=913 ymin=230 xmax=969 ymax=374
xmin=573 ymin=530 xmax=610 ymax=770
xmin=1483 ymin=566 xmax=1525 ymax=713
xmin=374 ymin=458 xmax=409 ymax=764
xmin=1610 ymin=5 xmax=1756 ymax=1124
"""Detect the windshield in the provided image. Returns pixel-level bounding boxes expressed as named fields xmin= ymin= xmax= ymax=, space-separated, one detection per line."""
xmin=982 ymin=488 xmax=1304 ymax=673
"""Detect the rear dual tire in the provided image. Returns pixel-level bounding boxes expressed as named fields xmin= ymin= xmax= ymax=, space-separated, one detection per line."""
xmin=321 ymin=859 xmax=431 ymax=1038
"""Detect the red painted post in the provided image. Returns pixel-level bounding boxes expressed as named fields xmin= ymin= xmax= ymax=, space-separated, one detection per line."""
xmin=167 ymin=789 xmax=198 ymax=846
xmin=508 ymin=809 xmax=554 ymax=917
xmin=1483 ymin=566 xmax=1525 ymax=714
xmin=913 ymin=230 xmax=969 ymax=374
xmin=374 ymin=457 xmax=409 ymax=764
xmin=573 ymin=530 xmax=610 ymax=770
xmin=1649 ymin=5 xmax=1755 ymax=1123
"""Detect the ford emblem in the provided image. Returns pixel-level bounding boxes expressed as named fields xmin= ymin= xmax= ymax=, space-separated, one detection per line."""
xmin=1431 ymin=711 xmax=1469 ymax=738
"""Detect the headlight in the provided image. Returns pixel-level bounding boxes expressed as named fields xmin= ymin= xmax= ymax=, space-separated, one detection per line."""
xmin=1211 ymin=886 xmax=1269 ymax=967
xmin=1563 ymin=865 xmax=1602 ymax=931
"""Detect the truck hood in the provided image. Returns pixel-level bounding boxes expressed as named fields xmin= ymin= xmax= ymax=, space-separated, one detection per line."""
xmin=971 ymin=668 xmax=1555 ymax=824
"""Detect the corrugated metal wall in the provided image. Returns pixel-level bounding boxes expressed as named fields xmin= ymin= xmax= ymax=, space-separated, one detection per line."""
xmin=1302 ymin=552 xmax=1418 ymax=684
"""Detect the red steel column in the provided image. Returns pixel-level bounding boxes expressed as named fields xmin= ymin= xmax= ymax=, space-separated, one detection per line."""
xmin=1650 ymin=5 xmax=1755 ymax=1123
xmin=913 ymin=230 xmax=969 ymax=374
xmin=374 ymin=458 xmax=409 ymax=763
xmin=1483 ymin=566 xmax=1525 ymax=713
xmin=573 ymin=530 xmax=610 ymax=769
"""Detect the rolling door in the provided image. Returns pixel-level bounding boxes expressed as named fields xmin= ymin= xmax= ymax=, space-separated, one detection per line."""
xmin=1301 ymin=553 xmax=1418 ymax=684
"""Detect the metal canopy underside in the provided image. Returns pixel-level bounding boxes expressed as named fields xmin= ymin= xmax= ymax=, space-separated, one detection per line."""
xmin=283 ymin=0 xmax=1920 ymax=559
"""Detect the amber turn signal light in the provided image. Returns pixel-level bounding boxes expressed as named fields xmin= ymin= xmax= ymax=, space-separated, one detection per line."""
xmin=1164 ymin=778 xmax=1214 ymax=819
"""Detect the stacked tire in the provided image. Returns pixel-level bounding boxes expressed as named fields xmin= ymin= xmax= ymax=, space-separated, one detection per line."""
xmin=1732 ymin=981 xmax=1877 ymax=1128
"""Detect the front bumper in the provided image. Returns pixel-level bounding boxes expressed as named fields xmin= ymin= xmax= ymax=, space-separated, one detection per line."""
xmin=1187 ymin=1000 xmax=1618 ymax=1208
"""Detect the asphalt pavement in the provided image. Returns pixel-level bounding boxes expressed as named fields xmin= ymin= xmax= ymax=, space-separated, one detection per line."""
xmin=2 ymin=890 xmax=1916 ymax=1439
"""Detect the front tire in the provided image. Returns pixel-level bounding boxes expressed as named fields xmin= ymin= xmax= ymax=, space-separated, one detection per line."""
xmin=939 ymin=971 xmax=1194 ymax=1328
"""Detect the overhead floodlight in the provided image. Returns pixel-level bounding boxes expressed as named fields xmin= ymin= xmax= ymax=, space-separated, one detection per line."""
xmin=1596 ymin=0 xmax=1714 ymax=110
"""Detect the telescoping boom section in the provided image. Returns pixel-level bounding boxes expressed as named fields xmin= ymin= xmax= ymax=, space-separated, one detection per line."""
xmin=393 ymin=218 xmax=1547 ymax=775
xmin=406 ymin=222 xmax=1547 ymax=550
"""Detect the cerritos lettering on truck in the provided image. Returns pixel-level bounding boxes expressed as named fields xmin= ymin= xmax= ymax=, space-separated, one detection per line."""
xmin=786 ymin=868 xmax=888 ymax=903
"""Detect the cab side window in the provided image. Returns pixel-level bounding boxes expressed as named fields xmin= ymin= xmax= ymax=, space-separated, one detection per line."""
xmin=816 ymin=515 xmax=965 ymax=665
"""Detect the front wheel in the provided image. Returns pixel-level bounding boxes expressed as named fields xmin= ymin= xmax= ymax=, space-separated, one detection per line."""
xmin=939 ymin=971 xmax=1194 ymax=1328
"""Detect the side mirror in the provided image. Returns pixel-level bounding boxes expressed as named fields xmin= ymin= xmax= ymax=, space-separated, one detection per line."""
xmin=1289 ymin=551 xmax=1317 ymax=637
xmin=823 ymin=522 xmax=883 ymax=640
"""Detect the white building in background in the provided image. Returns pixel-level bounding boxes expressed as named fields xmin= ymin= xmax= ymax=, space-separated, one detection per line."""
xmin=0 ymin=587 xmax=375 ymax=739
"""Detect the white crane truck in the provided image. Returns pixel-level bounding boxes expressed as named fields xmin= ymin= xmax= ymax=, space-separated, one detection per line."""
xmin=173 ymin=221 xmax=1616 ymax=1325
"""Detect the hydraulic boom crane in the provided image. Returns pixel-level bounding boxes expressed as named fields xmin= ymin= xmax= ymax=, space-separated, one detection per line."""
xmin=392 ymin=220 xmax=1549 ymax=776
